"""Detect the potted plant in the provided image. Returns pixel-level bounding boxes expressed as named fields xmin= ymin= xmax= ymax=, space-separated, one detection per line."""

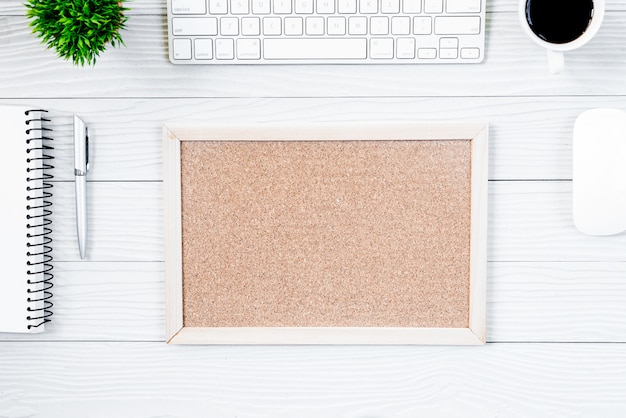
xmin=24 ymin=0 xmax=129 ymax=66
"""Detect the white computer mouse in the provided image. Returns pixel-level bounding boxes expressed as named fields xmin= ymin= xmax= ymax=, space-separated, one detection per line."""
xmin=572 ymin=108 xmax=626 ymax=236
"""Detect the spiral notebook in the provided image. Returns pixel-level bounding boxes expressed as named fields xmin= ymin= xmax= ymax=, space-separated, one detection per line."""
xmin=0 ymin=105 xmax=54 ymax=333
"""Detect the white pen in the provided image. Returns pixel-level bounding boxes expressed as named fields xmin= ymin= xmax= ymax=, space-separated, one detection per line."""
xmin=73 ymin=115 xmax=89 ymax=260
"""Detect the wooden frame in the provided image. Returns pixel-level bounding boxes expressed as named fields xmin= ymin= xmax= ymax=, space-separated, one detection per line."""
xmin=164 ymin=122 xmax=488 ymax=345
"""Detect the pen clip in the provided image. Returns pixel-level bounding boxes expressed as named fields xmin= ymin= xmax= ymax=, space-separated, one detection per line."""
xmin=84 ymin=126 xmax=90 ymax=173
xmin=73 ymin=115 xmax=89 ymax=176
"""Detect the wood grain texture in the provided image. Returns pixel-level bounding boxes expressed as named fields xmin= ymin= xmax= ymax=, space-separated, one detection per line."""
xmin=3 ymin=96 xmax=626 ymax=182
xmin=489 ymin=181 xmax=626 ymax=262
xmin=2 ymin=13 xmax=626 ymax=98
xmin=488 ymin=262 xmax=626 ymax=342
xmin=49 ymin=182 xmax=163 ymax=262
xmin=2 ymin=261 xmax=625 ymax=343
xmin=0 ymin=263 xmax=164 ymax=342
xmin=2 ymin=0 xmax=626 ymax=414
xmin=1 ymin=342 xmax=626 ymax=417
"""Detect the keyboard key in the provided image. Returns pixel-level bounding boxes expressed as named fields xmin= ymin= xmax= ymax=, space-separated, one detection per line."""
xmin=194 ymin=38 xmax=213 ymax=59
xmin=391 ymin=16 xmax=410 ymax=35
xmin=237 ymin=38 xmax=261 ymax=59
xmin=447 ymin=0 xmax=481 ymax=13
xmin=440 ymin=48 xmax=458 ymax=59
xmin=348 ymin=16 xmax=368 ymax=35
xmin=263 ymin=17 xmax=282 ymax=35
xmin=460 ymin=47 xmax=480 ymax=59
xmin=424 ymin=0 xmax=443 ymax=13
xmin=413 ymin=16 xmax=432 ymax=34
xmin=220 ymin=17 xmax=240 ymax=35
xmin=215 ymin=38 xmax=235 ymax=59
xmin=435 ymin=16 xmax=480 ymax=34
xmin=306 ymin=17 xmax=325 ymax=35
xmin=317 ymin=0 xmax=335 ymax=13
xmin=172 ymin=0 xmax=207 ymax=14
xmin=359 ymin=0 xmax=378 ymax=14
xmin=241 ymin=17 xmax=261 ymax=35
xmin=274 ymin=0 xmax=292 ymax=13
xmin=295 ymin=0 xmax=314 ymax=13
xmin=251 ymin=0 xmax=270 ymax=13
xmin=381 ymin=0 xmax=400 ymax=13
xmin=396 ymin=37 xmax=415 ymax=58
xmin=231 ymin=0 xmax=249 ymax=14
xmin=418 ymin=48 xmax=437 ymax=58
xmin=328 ymin=17 xmax=347 ymax=35
xmin=402 ymin=0 xmax=421 ymax=13
xmin=173 ymin=38 xmax=192 ymax=59
xmin=172 ymin=17 xmax=218 ymax=35
xmin=264 ymin=38 xmax=367 ymax=59
xmin=439 ymin=37 xmax=458 ymax=48
xmin=285 ymin=17 xmax=304 ymax=35
xmin=338 ymin=0 xmax=357 ymax=13
xmin=370 ymin=17 xmax=389 ymax=35
xmin=209 ymin=0 xmax=228 ymax=14
xmin=370 ymin=38 xmax=394 ymax=58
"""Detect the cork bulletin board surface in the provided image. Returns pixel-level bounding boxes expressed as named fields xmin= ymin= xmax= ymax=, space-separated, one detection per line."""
xmin=164 ymin=123 xmax=488 ymax=345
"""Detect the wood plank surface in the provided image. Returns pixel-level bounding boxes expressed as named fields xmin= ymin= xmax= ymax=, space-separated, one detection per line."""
xmin=2 ymin=13 xmax=626 ymax=98
xmin=2 ymin=260 xmax=625 ymax=343
xmin=5 ymin=96 xmax=626 ymax=182
xmin=489 ymin=181 xmax=626 ymax=262
xmin=49 ymin=182 xmax=163 ymax=262
xmin=488 ymin=262 xmax=626 ymax=342
xmin=1 ymin=342 xmax=626 ymax=417
xmin=2 ymin=0 xmax=626 ymax=415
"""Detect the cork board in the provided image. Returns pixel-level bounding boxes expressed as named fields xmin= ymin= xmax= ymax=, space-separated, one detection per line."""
xmin=164 ymin=123 xmax=488 ymax=345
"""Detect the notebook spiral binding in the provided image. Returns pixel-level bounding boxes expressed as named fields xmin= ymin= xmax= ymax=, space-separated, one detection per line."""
xmin=24 ymin=109 xmax=54 ymax=330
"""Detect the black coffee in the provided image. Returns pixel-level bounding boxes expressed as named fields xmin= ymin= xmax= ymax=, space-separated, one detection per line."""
xmin=525 ymin=0 xmax=594 ymax=44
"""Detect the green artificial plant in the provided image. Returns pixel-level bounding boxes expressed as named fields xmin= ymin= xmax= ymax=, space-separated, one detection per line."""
xmin=24 ymin=0 xmax=129 ymax=66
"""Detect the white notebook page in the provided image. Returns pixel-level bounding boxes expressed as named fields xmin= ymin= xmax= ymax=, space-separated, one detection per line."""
xmin=0 ymin=106 xmax=45 ymax=333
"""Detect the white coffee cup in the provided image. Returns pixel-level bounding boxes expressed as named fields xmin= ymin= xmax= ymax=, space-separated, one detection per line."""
xmin=519 ymin=0 xmax=605 ymax=74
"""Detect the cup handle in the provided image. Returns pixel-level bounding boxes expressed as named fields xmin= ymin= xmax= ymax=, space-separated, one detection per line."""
xmin=547 ymin=50 xmax=564 ymax=74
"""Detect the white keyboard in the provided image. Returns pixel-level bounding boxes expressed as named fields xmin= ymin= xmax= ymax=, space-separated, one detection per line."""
xmin=167 ymin=0 xmax=485 ymax=64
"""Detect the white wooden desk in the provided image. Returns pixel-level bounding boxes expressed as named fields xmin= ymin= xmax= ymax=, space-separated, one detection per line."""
xmin=2 ymin=0 xmax=626 ymax=415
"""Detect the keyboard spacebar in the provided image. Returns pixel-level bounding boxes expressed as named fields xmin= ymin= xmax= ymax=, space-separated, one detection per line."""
xmin=264 ymin=38 xmax=367 ymax=60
